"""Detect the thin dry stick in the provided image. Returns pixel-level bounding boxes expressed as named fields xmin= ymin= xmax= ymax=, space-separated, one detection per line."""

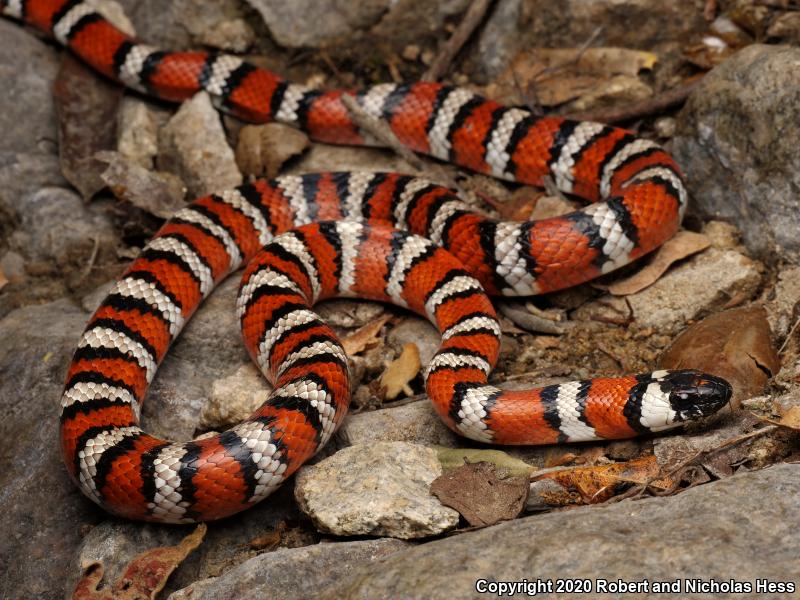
xmin=423 ymin=0 xmax=493 ymax=81
xmin=340 ymin=94 xmax=461 ymax=191
xmin=565 ymin=78 xmax=702 ymax=124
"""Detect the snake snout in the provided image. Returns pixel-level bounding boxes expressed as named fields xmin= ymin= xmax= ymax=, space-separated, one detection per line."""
xmin=666 ymin=370 xmax=732 ymax=419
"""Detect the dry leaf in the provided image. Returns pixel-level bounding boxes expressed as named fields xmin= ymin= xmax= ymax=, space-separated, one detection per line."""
xmin=660 ymin=307 xmax=780 ymax=407
xmin=487 ymin=47 xmax=656 ymax=108
xmin=430 ymin=461 xmax=528 ymax=527
xmin=0 ymin=267 xmax=7 ymax=292
xmin=54 ymin=54 xmax=122 ymax=200
xmin=531 ymin=455 xmax=674 ymax=506
xmin=378 ymin=343 xmax=421 ymax=400
xmin=235 ymin=123 xmax=309 ymax=178
xmin=764 ymin=406 xmax=800 ymax=432
xmin=436 ymin=446 xmax=535 ymax=477
xmin=609 ymin=231 xmax=711 ymax=295
xmin=72 ymin=524 xmax=206 ymax=600
xmin=341 ymin=315 xmax=391 ymax=355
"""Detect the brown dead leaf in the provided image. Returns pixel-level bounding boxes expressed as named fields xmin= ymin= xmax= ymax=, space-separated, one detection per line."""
xmin=235 ymin=123 xmax=309 ymax=178
xmin=72 ymin=524 xmax=206 ymax=600
xmin=531 ymin=456 xmax=675 ymax=506
xmin=764 ymin=405 xmax=800 ymax=432
xmin=54 ymin=54 xmax=122 ymax=200
xmin=341 ymin=315 xmax=391 ymax=355
xmin=248 ymin=522 xmax=284 ymax=551
xmin=431 ymin=461 xmax=528 ymax=527
xmin=660 ymin=307 xmax=780 ymax=407
xmin=609 ymin=231 xmax=711 ymax=295
xmin=378 ymin=343 xmax=421 ymax=400
xmin=0 ymin=267 xmax=7 ymax=292
xmin=487 ymin=47 xmax=656 ymax=108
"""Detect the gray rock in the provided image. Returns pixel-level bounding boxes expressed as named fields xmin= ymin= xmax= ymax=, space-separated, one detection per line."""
xmin=117 ymin=97 xmax=160 ymax=168
xmin=244 ymin=0 xmax=390 ymax=48
xmin=574 ymin=247 xmax=761 ymax=330
xmin=9 ymin=186 xmax=118 ymax=266
xmin=674 ymin=44 xmax=800 ymax=264
xmin=476 ymin=0 xmax=523 ymax=79
xmin=338 ymin=398 xmax=459 ymax=448
xmin=386 ymin=317 xmax=441 ymax=367
xmin=316 ymin=464 xmax=800 ymax=599
xmin=168 ymin=538 xmax=408 ymax=600
xmin=200 ymin=363 xmax=272 ymax=431
xmin=765 ymin=265 xmax=800 ymax=341
xmin=0 ymin=300 xmax=104 ymax=600
xmin=158 ymin=92 xmax=242 ymax=197
xmin=295 ymin=441 xmax=460 ymax=538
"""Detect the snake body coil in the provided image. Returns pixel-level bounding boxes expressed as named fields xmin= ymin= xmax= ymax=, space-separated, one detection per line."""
xmin=2 ymin=0 xmax=731 ymax=523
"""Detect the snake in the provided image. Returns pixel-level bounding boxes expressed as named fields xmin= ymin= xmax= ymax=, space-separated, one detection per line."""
xmin=2 ymin=0 xmax=732 ymax=523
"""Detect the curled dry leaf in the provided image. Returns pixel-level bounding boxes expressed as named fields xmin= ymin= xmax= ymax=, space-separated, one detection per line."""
xmin=72 ymin=524 xmax=206 ymax=600
xmin=54 ymin=54 xmax=122 ymax=200
xmin=435 ymin=446 xmax=535 ymax=477
xmin=608 ymin=231 xmax=711 ymax=296
xmin=659 ymin=307 xmax=780 ymax=407
xmin=235 ymin=123 xmax=309 ymax=178
xmin=0 ymin=267 xmax=7 ymax=292
xmin=378 ymin=343 xmax=421 ymax=400
xmin=430 ymin=461 xmax=529 ymax=527
xmin=341 ymin=314 xmax=391 ymax=356
xmin=529 ymin=455 xmax=675 ymax=508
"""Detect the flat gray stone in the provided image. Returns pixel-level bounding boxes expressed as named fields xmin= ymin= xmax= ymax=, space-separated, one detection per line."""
xmin=316 ymin=464 xmax=800 ymax=599
xmin=168 ymin=538 xmax=408 ymax=600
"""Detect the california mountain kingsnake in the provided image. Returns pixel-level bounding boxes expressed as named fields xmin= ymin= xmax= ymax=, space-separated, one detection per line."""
xmin=3 ymin=0 xmax=732 ymax=523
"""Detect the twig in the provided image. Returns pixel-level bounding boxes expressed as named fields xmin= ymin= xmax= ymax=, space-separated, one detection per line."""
xmin=565 ymin=78 xmax=702 ymax=124
xmin=608 ymin=425 xmax=778 ymax=503
xmin=422 ymin=0 xmax=493 ymax=81
xmin=778 ymin=314 xmax=800 ymax=353
xmin=340 ymin=93 xmax=424 ymax=170
xmin=340 ymin=94 xmax=461 ymax=191
xmin=77 ymin=236 xmax=100 ymax=284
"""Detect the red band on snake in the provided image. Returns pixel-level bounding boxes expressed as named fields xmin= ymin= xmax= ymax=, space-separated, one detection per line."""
xmin=3 ymin=0 xmax=731 ymax=523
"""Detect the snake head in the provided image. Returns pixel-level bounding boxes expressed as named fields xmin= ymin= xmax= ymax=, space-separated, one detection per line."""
xmin=663 ymin=369 xmax=732 ymax=421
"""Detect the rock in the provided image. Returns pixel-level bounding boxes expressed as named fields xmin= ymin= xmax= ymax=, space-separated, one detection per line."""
xmin=168 ymin=538 xmax=408 ymax=600
xmin=294 ymin=441 xmax=460 ymax=538
xmin=674 ymin=44 xmax=800 ymax=264
xmin=475 ymin=0 xmax=523 ymax=79
xmin=287 ymin=144 xmax=414 ymax=177
xmin=246 ymin=0 xmax=469 ymax=50
xmin=0 ymin=250 xmax=26 ymax=284
xmin=200 ymin=363 xmax=272 ymax=431
xmin=196 ymin=18 xmax=256 ymax=53
xmin=235 ymin=123 xmax=309 ymax=178
xmin=338 ymin=398 xmax=459 ymax=448
xmin=8 ymin=186 xmax=118 ymax=269
xmin=117 ymin=98 xmax=160 ymax=168
xmin=765 ymin=265 xmax=800 ymax=340
xmin=98 ymin=150 xmax=186 ymax=218
xmin=316 ymin=464 xmax=800 ymax=598
xmin=385 ymin=317 xmax=441 ymax=367
xmin=0 ymin=300 xmax=105 ymax=600
xmin=573 ymin=247 xmax=761 ymax=330
xmin=158 ymin=92 xmax=242 ymax=197
xmin=244 ymin=0 xmax=390 ymax=48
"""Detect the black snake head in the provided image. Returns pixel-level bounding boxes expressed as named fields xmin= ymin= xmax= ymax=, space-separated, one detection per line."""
xmin=664 ymin=369 xmax=732 ymax=421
